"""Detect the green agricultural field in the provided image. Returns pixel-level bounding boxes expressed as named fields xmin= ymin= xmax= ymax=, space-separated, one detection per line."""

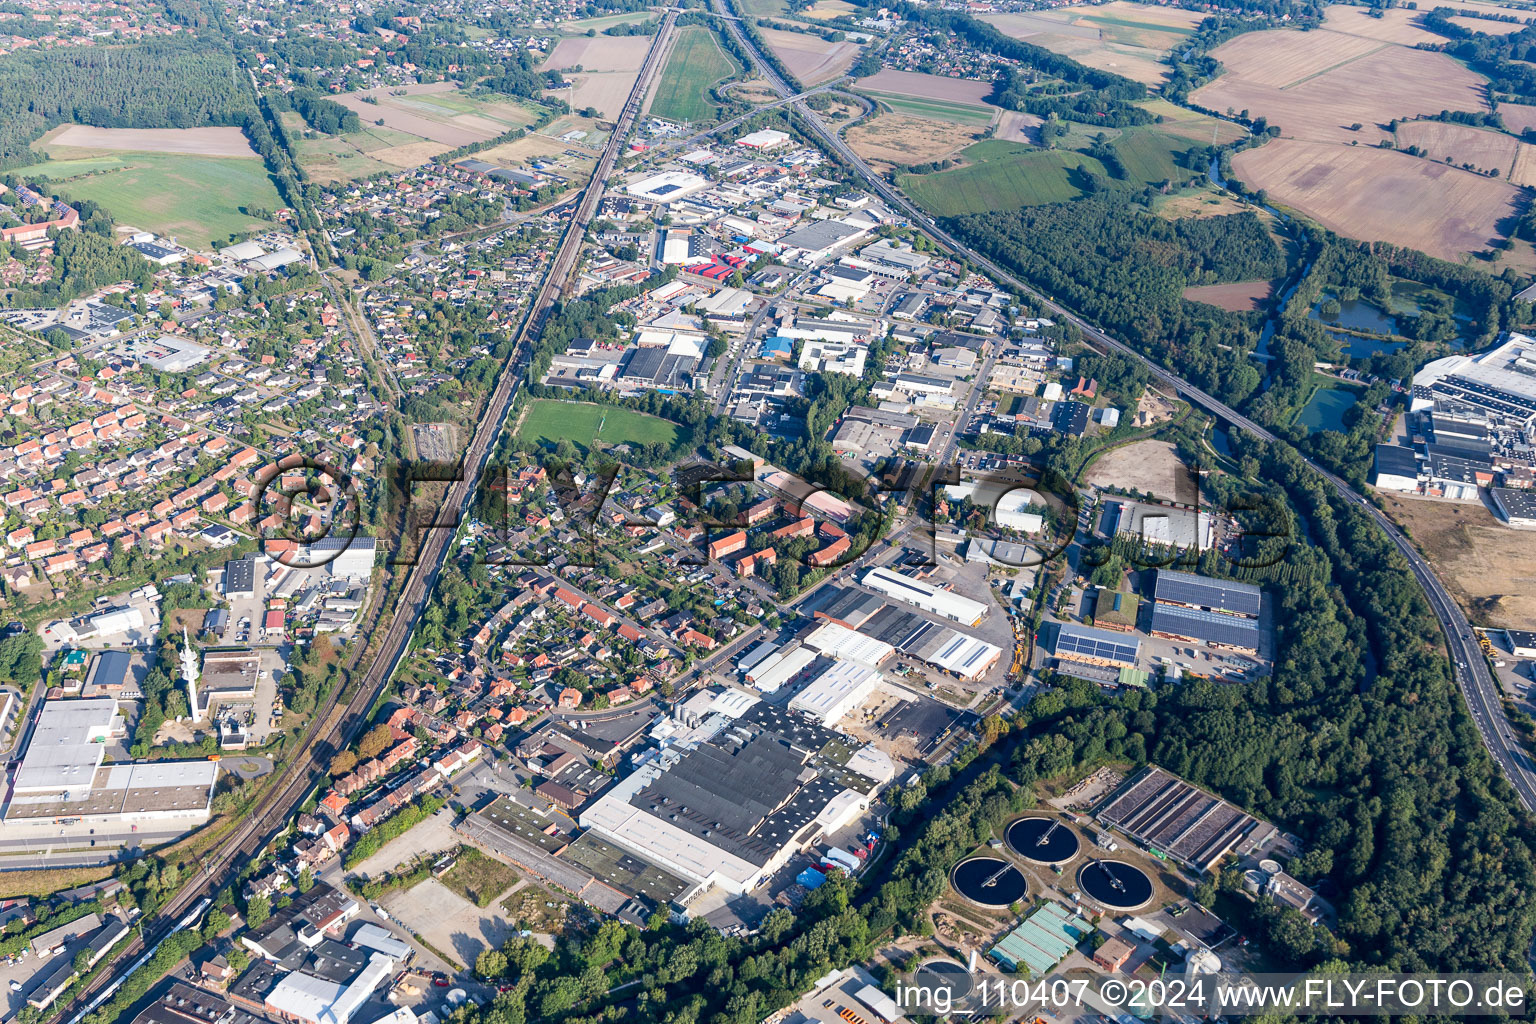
xmin=650 ymin=26 xmax=740 ymax=124
xmin=27 ymin=151 xmax=283 ymax=247
xmin=517 ymin=399 xmax=682 ymax=453
xmin=561 ymin=10 xmax=657 ymax=32
xmin=864 ymin=92 xmax=995 ymax=126
xmin=295 ymin=125 xmax=426 ymax=182
xmin=900 ymin=142 xmax=1111 ymax=216
xmin=1112 ymin=130 xmax=1200 ymax=185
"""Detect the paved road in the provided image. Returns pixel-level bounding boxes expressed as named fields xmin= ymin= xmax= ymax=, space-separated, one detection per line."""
xmin=714 ymin=1 xmax=1536 ymax=813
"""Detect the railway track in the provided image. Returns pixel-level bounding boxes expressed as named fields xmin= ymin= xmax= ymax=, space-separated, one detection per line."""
xmin=57 ymin=16 xmax=677 ymax=1020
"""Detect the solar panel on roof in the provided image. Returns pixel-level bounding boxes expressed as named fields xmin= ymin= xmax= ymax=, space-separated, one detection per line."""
xmin=1153 ymin=570 xmax=1261 ymax=616
xmin=1150 ymin=603 xmax=1260 ymax=647
xmin=1055 ymin=624 xmax=1140 ymax=663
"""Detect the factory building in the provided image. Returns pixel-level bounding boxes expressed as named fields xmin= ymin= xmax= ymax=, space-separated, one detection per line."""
xmin=859 ymin=565 xmax=988 ymax=627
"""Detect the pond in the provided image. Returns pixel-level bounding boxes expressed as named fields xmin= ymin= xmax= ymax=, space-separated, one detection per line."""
xmin=1310 ymin=294 xmax=1398 ymax=335
xmin=1322 ymin=327 xmax=1406 ymax=358
xmin=1296 ymin=386 xmax=1359 ymax=433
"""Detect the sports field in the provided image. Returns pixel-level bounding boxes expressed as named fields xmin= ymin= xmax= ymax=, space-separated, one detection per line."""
xmin=26 ymin=149 xmax=283 ymax=247
xmin=650 ymin=26 xmax=740 ymax=124
xmin=516 ymin=400 xmax=682 ymax=452
xmin=900 ymin=143 xmax=1112 ymax=215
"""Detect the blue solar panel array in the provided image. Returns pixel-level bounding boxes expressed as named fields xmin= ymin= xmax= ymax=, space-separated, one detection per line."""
xmin=1153 ymin=570 xmax=1261 ymax=616
xmin=1150 ymin=603 xmax=1260 ymax=648
xmin=1055 ymin=624 xmax=1141 ymax=664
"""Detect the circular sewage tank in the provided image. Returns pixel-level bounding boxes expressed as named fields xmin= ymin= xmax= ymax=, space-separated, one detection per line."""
xmin=1005 ymin=816 xmax=1081 ymax=865
xmin=951 ymin=856 xmax=1028 ymax=908
xmin=1078 ymin=859 xmax=1154 ymax=911
xmin=913 ymin=959 xmax=974 ymax=1004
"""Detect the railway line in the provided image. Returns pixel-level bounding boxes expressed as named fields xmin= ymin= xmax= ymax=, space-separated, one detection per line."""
xmin=54 ymin=15 xmax=677 ymax=1020
xmin=714 ymin=1 xmax=1536 ymax=814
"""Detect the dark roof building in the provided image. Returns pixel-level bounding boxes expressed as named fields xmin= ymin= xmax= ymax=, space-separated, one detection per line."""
xmin=1053 ymin=624 xmax=1141 ymax=668
xmin=1152 ymin=570 xmax=1261 ymax=617
xmin=1149 ymin=603 xmax=1261 ymax=653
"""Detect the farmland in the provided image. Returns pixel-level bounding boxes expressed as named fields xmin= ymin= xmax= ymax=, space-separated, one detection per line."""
xmin=545 ymin=35 xmax=649 ymax=118
xmin=649 ymin=26 xmax=740 ymax=124
xmin=1136 ymin=99 xmax=1247 ymax=145
xmin=26 ymin=146 xmax=283 ymax=248
xmin=1394 ymin=120 xmax=1536 ymax=182
xmin=1319 ymin=4 xmax=1447 ymax=45
xmin=292 ymin=124 xmax=447 ymax=183
xmin=336 ymin=82 xmax=543 ymax=147
xmin=516 ymin=400 xmax=682 ymax=453
xmin=557 ymin=10 xmax=656 ymax=33
xmin=1190 ymin=28 xmax=1488 ymax=145
xmin=1181 ymin=279 xmax=1275 ymax=312
xmin=899 ymin=143 xmax=1111 ymax=215
xmin=846 ymin=113 xmax=983 ymax=169
xmin=855 ymin=70 xmax=997 ymax=125
xmin=981 ymin=1 xmax=1204 ymax=86
xmin=757 ymin=26 xmax=861 ymax=84
xmin=1230 ymin=139 xmax=1521 ymax=261
xmin=41 ymin=125 xmax=257 ymax=157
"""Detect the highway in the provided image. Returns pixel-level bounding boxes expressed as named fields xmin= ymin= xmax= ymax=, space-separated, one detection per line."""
xmin=713 ymin=1 xmax=1536 ymax=813
xmin=53 ymin=15 xmax=679 ymax=1020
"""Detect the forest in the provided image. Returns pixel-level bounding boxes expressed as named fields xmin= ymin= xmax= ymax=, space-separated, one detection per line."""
xmin=0 ymin=36 xmax=254 ymax=168
xmin=946 ymin=200 xmax=1275 ymax=407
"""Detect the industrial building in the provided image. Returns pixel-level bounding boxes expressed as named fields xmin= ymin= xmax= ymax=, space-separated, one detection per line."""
xmin=1493 ymin=487 xmax=1536 ymax=527
xmin=578 ymin=705 xmax=868 ymax=895
xmin=3 ymin=699 xmax=218 ymax=827
xmin=813 ymin=587 xmax=886 ymax=630
xmin=1095 ymin=765 xmax=1267 ymax=874
xmin=1508 ymin=630 xmax=1536 ymax=657
xmin=744 ymin=644 xmax=819 ymax=693
xmin=789 ymin=659 xmax=883 ymax=726
xmin=1149 ymin=570 xmax=1263 ymax=653
xmin=802 ymin=620 xmax=894 ymax=666
xmin=1052 ymin=624 xmax=1141 ymax=669
xmin=860 ymin=565 xmax=988 ymax=627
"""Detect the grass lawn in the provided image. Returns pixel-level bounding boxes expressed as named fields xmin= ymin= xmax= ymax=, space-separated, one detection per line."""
xmin=650 ymin=26 xmax=740 ymax=124
xmin=900 ymin=142 xmax=1111 ymax=216
xmin=517 ymin=399 xmax=683 ymax=453
xmin=28 ymin=151 xmax=283 ymax=248
xmin=440 ymin=847 xmax=521 ymax=908
xmin=863 ymin=92 xmax=995 ymax=126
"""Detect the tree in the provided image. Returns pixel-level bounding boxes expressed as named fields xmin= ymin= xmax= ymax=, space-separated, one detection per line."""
xmin=296 ymin=867 xmax=314 ymax=894
xmin=358 ymin=723 xmax=393 ymax=759
xmin=476 ymin=949 xmax=508 ymax=979
xmin=246 ymin=895 xmax=270 ymax=929
xmin=330 ymin=750 xmax=357 ymax=776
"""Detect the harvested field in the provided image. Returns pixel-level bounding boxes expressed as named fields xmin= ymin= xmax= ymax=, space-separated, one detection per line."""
xmin=546 ymin=36 xmax=647 ymax=118
xmin=1379 ymin=493 xmax=1536 ymax=628
xmin=1085 ymin=440 xmax=1197 ymax=502
xmin=1192 ymin=32 xmax=1489 ymax=145
xmin=44 ymin=125 xmax=258 ymax=157
xmin=1502 ymin=103 xmax=1536 ymax=134
xmin=982 ymin=2 xmax=1202 ymax=86
xmin=1449 ymin=14 xmax=1528 ymax=33
xmin=846 ymin=113 xmax=981 ymax=168
xmin=1512 ymin=144 xmax=1536 ymax=186
xmin=758 ymin=26 xmax=861 ymax=84
xmin=546 ymin=34 xmax=649 ymax=73
xmin=1182 ymin=279 xmax=1274 ymax=311
xmin=1395 ymin=120 xmax=1522 ymax=178
xmin=995 ymin=109 xmax=1044 ymax=143
xmin=857 ymin=69 xmax=996 ymax=105
xmin=1320 ymin=4 xmax=1447 ymax=45
xmin=1230 ymin=139 xmax=1520 ymax=261
xmin=802 ymin=0 xmax=857 ymax=18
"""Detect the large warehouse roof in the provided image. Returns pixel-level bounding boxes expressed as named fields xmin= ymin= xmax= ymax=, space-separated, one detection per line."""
xmin=860 ymin=565 xmax=988 ymax=626
xmin=1150 ymin=603 xmax=1261 ymax=649
xmin=1153 ymin=570 xmax=1261 ymax=616
xmin=12 ymin=699 xmax=117 ymax=792
xmin=802 ymin=621 xmax=894 ymax=666
xmin=1096 ymin=765 xmax=1264 ymax=873
xmin=789 ymin=659 xmax=882 ymax=725
xmin=926 ymin=631 xmax=1003 ymax=679
xmin=746 ymin=644 xmax=819 ymax=693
